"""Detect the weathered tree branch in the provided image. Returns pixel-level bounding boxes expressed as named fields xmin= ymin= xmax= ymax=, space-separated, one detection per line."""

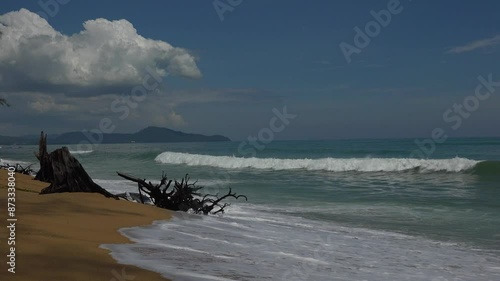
xmin=0 ymin=163 xmax=35 ymax=175
xmin=117 ymin=172 xmax=247 ymax=215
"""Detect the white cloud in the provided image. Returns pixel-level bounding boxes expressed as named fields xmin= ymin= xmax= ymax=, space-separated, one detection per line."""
xmin=446 ymin=35 xmax=500 ymax=54
xmin=0 ymin=9 xmax=201 ymax=90
xmin=0 ymin=10 xmax=277 ymax=136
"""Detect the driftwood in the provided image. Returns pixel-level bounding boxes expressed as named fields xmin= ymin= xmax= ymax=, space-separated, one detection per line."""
xmin=117 ymin=172 xmax=247 ymax=215
xmin=30 ymin=131 xmax=246 ymax=212
xmin=35 ymin=132 xmax=117 ymax=199
xmin=0 ymin=163 xmax=35 ymax=175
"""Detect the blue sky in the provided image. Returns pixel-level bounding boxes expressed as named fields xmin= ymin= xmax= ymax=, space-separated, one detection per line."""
xmin=0 ymin=0 xmax=499 ymax=140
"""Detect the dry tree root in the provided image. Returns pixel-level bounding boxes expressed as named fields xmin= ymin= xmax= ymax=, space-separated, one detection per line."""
xmin=0 ymin=163 xmax=35 ymax=175
xmin=117 ymin=172 xmax=247 ymax=215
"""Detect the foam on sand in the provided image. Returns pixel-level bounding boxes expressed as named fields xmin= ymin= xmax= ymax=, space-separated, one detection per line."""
xmin=103 ymin=204 xmax=500 ymax=281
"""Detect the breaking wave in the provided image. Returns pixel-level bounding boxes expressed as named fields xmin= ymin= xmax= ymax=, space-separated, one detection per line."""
xmin=69 ymin=150 xmax=93 ymax=154
xmin=154 ymin=152 xmax=490 ymax=173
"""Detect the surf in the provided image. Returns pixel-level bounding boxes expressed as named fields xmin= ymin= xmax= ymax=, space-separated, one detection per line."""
xmin=69 ymin=150 xmax=94 ymax=154
xmin=154 ymin=152 xmax=482 ymax=173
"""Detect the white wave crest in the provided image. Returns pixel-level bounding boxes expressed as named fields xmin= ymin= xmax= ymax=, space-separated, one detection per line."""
xmin=154 ymin=152 xmax=480 ymax=173
xmin=0 ymin=158 xmax=32 ymax=166
xmin=69 ymin=150 xmax=93 ymax=154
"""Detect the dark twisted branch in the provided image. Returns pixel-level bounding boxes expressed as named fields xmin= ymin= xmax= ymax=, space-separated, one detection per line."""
xmin=117 ymin=172 xmax=247 ymax=215
xmin=201 ymin=188 xmax=248 ymax=215
xmin=0 ymin=163 xmax=35 ymax=175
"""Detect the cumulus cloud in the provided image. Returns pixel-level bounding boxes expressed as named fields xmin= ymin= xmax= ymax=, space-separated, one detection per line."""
xmin=0 ymin=9 xmax=201 ymax=92
xmin=0 ymin=10 xmax=277 ymax=137
xmin=446 ymin=35 xmax=500 ymax=54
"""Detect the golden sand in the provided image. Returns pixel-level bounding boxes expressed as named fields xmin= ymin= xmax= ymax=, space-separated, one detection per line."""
xmin=0 ymin=169 xmax=171 ymax=281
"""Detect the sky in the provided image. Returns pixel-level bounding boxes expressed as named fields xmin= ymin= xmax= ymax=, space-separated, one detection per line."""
xmin=0 ymin=0 xmax=499 ymax=140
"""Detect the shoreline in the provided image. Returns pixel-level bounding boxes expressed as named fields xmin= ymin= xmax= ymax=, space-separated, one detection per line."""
xmin=0 ymin=169 xmax=172 ymax=281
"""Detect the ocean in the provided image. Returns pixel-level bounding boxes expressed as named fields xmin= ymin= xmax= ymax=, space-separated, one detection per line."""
xmin=2 ymin=138 xmax=500 ymax=281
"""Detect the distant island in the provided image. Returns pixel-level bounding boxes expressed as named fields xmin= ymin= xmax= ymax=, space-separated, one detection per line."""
xmin=0 ymin=126 xmax=230 ymax=145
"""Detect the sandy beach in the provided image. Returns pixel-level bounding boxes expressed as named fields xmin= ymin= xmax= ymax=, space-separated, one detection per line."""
xmin=0 ymin=169 xmax=171 ymax=281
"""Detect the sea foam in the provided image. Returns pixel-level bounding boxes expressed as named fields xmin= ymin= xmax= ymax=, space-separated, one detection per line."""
xmin=102 ymin=204 xmax=500 ymax=281
xmin=155 ymin=152 xmax=480 ymax=173
xmin=69 ymin=150 xmax=94 ymax=154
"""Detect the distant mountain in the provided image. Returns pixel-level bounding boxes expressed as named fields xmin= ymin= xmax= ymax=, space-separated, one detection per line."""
xmin=0 ymin=127 xmax=230 ymax=145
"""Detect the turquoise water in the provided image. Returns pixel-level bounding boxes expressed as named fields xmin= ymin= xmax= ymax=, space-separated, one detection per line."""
xmin=2 ymin=138 xmax=500 ymax=280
